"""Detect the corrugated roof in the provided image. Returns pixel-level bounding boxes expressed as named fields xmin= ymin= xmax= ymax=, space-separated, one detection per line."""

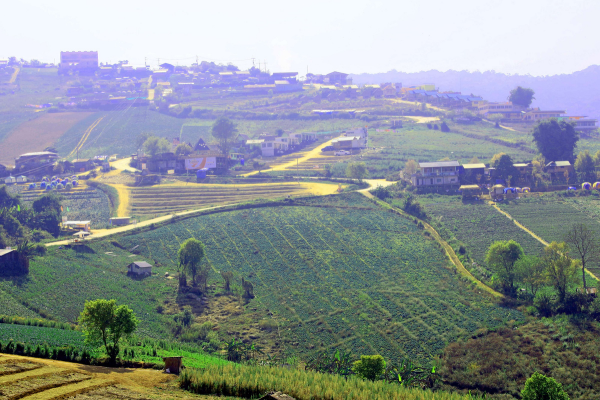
xmin=513 ymin=163 xmax=531 ymax=167
xmin=0 ymin=249 xmax=15 ymax=257
xmin=547 ymin=161 xmax=571 ymax=167
xmin=132 ymin=261 xmax=152 ymax=268
xmin=462 ymin=163 xmax=486 ymax=169
xmin=419 ymin=161 xmax=460 ymax=168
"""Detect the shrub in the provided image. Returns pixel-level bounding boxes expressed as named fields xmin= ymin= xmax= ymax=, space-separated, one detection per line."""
xmin=521 ymin=372 xmax=569 ymax=400
xmin=426 ymin=124 xmax=432 ymax=129
xmin=433 ymin=124 xmax=439 ymax=130
xmin=534 ymin=292 xmax=554 ymax=317
xmin=353 ymin=355 xmax=386 ymax=381
xmin=441 ymin=121 xmax=450 ymax=132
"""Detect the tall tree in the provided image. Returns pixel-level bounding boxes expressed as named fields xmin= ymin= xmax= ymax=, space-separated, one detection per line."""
xmin=543 ymin=242 xmax=580 ymax=303
xmin=564 ymin=223 xmax=599 ymax=291
xmin=346 ymin=162 xmax=368 ymax=183
xmin=142 ymin=136 xmax=171 ymax=156
xmin=574 ymin=150 xmax=596 ymax=183
xmin=508 ymin=86 xmax=535 ymax=108
xmin=78 ymin=299 xmax=138 ymax=364
xmin=211 ymin=117 xmax=238 ymax=156
xmin=491 ymin=153 xmax=519 ymax=181
xmin=532 ymin=119 xmax=579 ymax=162
xmin=403 ymin=159 xmax=418 ymax=176
xmin=177 ymin=238 xmax=206 ymax=286
xmin=485 ymin=240 xmax=524 ymax=295
xmin=521 ymin=372 xmax=569 ymax=400
xmin=515 ymin=255 xmax=546 ymax=296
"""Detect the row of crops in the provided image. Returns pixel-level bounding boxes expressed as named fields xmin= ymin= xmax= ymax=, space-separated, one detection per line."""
xmin=0 ymin=240 xmax=175 ymax=338
xmin=424 ymin=198 xmax=545 ymax=267
xmin=0 ymin=323 xmax=90 ymax=349
xmin=6 ymin=184 xmax=111 ymax=228
xmin=118 ymin=194 xmax=524 ymax=363
xmin=129 ymin=184 xmax=307 ymax=215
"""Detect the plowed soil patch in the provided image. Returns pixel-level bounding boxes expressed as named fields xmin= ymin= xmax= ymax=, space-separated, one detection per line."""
xmin=0 ymin=112 xmax=94 ymax=165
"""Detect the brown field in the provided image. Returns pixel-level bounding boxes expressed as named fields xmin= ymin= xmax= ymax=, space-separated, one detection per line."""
xmin=0 ymin=354 xmax=233 ymax=400
xmin=0 ymin=112 xmax=94 ymax=165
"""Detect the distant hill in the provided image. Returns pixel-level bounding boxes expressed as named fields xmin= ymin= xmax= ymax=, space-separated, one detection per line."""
xmin=350 ymin=65 xmax=600 ymax=120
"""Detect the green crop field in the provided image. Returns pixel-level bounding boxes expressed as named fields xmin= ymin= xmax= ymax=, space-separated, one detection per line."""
xmin=113 ymin=193 xmax=523 ymax=363
xmin=0 ymin=288 xmax=40 ymax=319
xmin=7 ymin=184 xmax=111 ymax=228
xmin=0 ymin=241 xmax=177 ymax=338
xmin=422 ymin=196 xmax=545 ymax=274
xmin=0 ymin=323 xmax=89 ymax=349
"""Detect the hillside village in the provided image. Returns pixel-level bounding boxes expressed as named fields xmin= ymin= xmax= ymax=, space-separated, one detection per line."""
xmin=2 ymin=43 xmax=600 ymax=400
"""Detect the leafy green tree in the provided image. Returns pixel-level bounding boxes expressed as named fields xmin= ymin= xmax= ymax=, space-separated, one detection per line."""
xmin=543 ymin=242 xmax=580 ymax=303
xmin=593 ymin=150 xmax=600 ymax=166
xmin=532 ymin=119 xmax=579 ymax=162
xmin=135 ymin=132 xmax=152 ymax=149
xmin=353 ymin=355 xmax=386 ymax=381
xmin=0 ymin=186 xmax=20 ymax=209
xmin=515 ymin=255 xmax=546 ymax=296
xmin=142 ymin=136 xmax=171 ymax=156
xmin=574 ymin=150 xmax=596 ymax=183
xmin=211 ymin=117 xmax=238 ymax=157
xmin=564 ymin=223 xmax=599 ymax=291
xmin=403 ymin=160 xmax=418 ymax=177
xmin=440 ymin=121 xmax=450 ymax=132
xmin=78 ymin=299 xmax=138 ymax=364
xmin=508 ymin=86 xmax=535 ymax=108
xmin=346 ymin=162 xmax=368 ymax=182
xmin=178 ymin=238 xmax=206 ymax=287
xmin=491 ymin=153 xmax=519 ymax=182
xmin=485 ymin=240 xmax=524 ymax=295
xmin=275 ymin=128 xmax=284 ymax=137
xmin=521 ymin=372 xmax=569 ymax=400
xmin=175 ymin=143 xmax=193 ymax=156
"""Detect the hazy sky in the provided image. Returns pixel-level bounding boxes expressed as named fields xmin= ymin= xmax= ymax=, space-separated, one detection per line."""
xmin=3 ymin=0 xmax=599 ymax=77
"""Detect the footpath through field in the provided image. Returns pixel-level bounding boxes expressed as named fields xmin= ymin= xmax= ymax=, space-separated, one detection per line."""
xmin=361 ymin=190 xmax=503 ymax=298
xmin=8 ymin=67 xmax=20 ymax=84
xmin=491 ymin=202 xmax=600 ymax=282
xmin=241 ymin=137 xmax=339 ymax=177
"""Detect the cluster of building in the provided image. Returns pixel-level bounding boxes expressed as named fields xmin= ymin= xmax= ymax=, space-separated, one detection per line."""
xmin=410 ymin=160 xmax=574 ymax=188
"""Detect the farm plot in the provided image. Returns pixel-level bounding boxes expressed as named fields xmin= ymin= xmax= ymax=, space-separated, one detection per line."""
xmin=0 ymin=112 xmax=94 ymax=166
xmin=129 ymin=182 xmax=339 ymax=216
xmin=0 ymin=370 xmax=92 ymax=398
xmin=118 ymin=194 xmax=523 ymax=364
xmin=424 ymin=198 xmax=545 ymax=270
xmin=7 ymin=185 xmax=111 ymax=228
xmin=499 ymin=197 xmax=600 ymax=277
xmin=0 ymin=241 xmax=176 ymax=338
xmin=0 ymin=324 xmax=89 ymax=350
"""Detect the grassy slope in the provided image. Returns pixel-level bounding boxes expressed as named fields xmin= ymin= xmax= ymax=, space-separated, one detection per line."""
xmin=0 ymin=241 xmax=177 ymax=338
xmin=113 ymin=193 xmax=523 ymax=364
xmin=439 ymin=317 xmax=600 ymax=400
xmin=0 ymin=68 xmax=64 ymax=143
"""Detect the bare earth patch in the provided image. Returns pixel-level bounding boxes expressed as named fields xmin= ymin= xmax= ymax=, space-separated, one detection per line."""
xmin=0 ymin=112 xmax=94 ymax=165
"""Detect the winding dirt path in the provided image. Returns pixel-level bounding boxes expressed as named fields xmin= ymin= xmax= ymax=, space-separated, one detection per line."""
xmin=491 ymin=202 xmax=600 ymax=282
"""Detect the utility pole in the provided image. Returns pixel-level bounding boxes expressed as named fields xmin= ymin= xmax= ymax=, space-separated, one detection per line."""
xmin=144 ymin=56 xmax=147 ymax=66
xmin=251 ymin=57 xmax=255 ymax=67
xmin=263 ymin=60 xmax=267 ymax=73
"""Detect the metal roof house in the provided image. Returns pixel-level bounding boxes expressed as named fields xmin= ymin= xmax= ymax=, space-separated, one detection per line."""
xmin=412 ymin=161 xmax=460 ymax=187
xmin=128 ymin=261 xmax=152 ymax=276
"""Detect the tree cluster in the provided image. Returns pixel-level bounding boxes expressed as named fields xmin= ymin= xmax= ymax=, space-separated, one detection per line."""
xmin=486 ymin=223 xmax=600 ymax=318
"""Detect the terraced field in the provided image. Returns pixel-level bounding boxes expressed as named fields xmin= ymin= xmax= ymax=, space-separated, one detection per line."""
xmin=118 ymin=193 xmax=524 ymax=364
xmin=0 ymin=355 xmax=183 ymax=400
xmin=129 ymin=182 xmax=341 ymax=216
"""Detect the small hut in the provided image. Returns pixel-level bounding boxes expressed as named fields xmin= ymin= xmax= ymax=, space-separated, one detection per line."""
xmin=459 ymin=184 xmax=482 ymax=199
xmin=163 ymin=356 xmax=183 ymax=374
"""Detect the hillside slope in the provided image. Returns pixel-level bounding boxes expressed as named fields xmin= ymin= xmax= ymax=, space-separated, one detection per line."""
xmin=351 ymin=65 xmax=600 ymax=120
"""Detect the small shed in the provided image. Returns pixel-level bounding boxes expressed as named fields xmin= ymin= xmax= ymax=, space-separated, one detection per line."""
xmin=4 ymin=176 xmax=16 ymax=184
xmin=490 ymin=184 xmax=505 ymax=196
xmin=259 ymin=392 xmax=296 ymax=400
xmin=163 ymin=356 xmax=183 ymax=374
xmin=63 ymin=221 xmax=91 ymax=232
xmin=109 ymin=217 xmax=130 ymax=226
xmin=459 ymin=184 xmax=482 ymax=199
xmin=16 ymin=176 xmax=27 ymax=183
xmin=128 ymin=261 xmax=152 ymax=276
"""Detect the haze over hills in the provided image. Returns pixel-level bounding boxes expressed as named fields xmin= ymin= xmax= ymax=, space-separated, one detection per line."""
xmin=351 ymin=65 xmax=600 ymax=121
